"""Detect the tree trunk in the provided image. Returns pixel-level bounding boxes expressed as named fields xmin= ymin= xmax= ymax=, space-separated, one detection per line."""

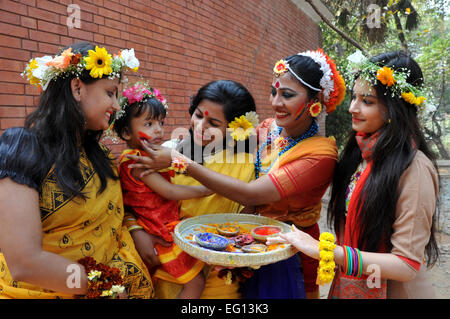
xmin=393 ymin=12 xmax=409 ymax=51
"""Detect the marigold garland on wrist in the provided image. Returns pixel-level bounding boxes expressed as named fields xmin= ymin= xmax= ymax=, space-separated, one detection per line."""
xmin=77 ymin=256 xmax=125 ymax=299
xmin=316 ymin=232 xmax=336 ymax=286
xmin=171 ymin=156 xmax=188 ymax=174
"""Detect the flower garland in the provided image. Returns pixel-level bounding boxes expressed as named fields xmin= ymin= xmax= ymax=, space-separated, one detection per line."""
xmin=316 ymin=232 xmax=336 ymax=286
xmin=272 ymin=49 xmax=346 ymax=115
xmin=227 ymin=111 xmax=259 ymax=141
xmin=22 ymin=46 xmax=139 ymax=91
xmin=254 ymin=121 xmax=318 ymax=179
xmin=77 ymin=257 xmax=125 ymax=299
xmin=346 ymin=50 xmax=428 ymax=110
xmin=115 ymin=82 xmax=169 ymax=121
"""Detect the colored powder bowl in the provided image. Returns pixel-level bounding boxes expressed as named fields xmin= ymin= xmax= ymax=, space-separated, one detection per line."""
xmin=194 ymin=232 xmax=229 ymax=251
xmin=251 ymin=225 xmax=282 ymax=242
xmin=242 ymin=244 xmax=268 ymax=254
xmin=216 ymin=224 xmax=240 ymax=236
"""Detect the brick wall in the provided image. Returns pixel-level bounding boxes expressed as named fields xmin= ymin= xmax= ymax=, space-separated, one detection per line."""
xmin=0 ymin=0 xmax=321 ymax=156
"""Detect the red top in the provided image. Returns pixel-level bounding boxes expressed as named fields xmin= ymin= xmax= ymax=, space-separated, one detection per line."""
xmin=119 ymin=149 xmax=179 ymax=243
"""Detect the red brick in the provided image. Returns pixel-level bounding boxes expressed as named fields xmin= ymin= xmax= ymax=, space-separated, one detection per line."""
xmin=37 ymin=20 xmax=67 ymax=35
xmin=0 ymin=118 xmax=26 ymax=129
xmin=21 ymin=16 xmax=37 ymax=29
xmin=27 ymin=7 xmax=60 ymax=24
xmin=36 ymin=0 xmax=67 ymax=15
xmin=0 ymin=22 xmax=28 ymax=38
xmin=0 ymin=83 xmax=25 ymax=95
xmin=0 ymin=10 xmax=21 ymax=25
xmin=0 ymin=47 xmax=31 ymax=61
xmin=0 ymin=94 xmax=34 ymax=106
xmin=0 ymin=0 xmax=27 ymax=15
xmin=29 ymin=29 xmax=60 ymax=44
xmin=0 ymin=106 xmax=26 ymax=117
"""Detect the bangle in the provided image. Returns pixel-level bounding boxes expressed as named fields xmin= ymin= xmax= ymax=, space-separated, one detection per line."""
xmin=171 ymin=156 xmax=188 ymax=174
xmin=316 ymin=232 xmax=336 ymax=286
xmin=77 ymin=257 xmax=125 ymax=299
xmin=343 ymin=246 xmax=363 ymax=278
xmin=128 ymin=225 xmax=144 ymax=232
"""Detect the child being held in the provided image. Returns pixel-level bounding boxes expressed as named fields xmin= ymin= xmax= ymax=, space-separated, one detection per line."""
xmin=113 ymin=83 xmax=210 ymax=299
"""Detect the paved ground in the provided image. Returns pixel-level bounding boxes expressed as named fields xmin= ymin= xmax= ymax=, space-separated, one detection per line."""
xmin=317 ymin=199 xmax=450 ymax=299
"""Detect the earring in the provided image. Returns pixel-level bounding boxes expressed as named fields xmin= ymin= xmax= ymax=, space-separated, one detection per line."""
xmin=309 ymin=101 xmax=322 ymax=118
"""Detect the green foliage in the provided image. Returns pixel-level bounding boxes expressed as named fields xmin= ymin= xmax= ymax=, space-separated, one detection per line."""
xmin=320 ymin=0 xmax=449 ymax=158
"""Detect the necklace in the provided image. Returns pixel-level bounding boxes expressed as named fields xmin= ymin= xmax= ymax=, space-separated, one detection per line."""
xmin=255 ymin=121 xmax=318 ymax=178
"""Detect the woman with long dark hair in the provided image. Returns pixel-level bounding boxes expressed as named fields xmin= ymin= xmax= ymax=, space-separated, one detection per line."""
xmin=268 ymin=50 xmax=440 ymax=298
xmin=0 ymin=42 xmax=153 ymax=298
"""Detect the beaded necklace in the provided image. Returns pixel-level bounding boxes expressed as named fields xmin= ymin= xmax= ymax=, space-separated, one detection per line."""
xmin=255 ymin=121 xmax=318 ymax=178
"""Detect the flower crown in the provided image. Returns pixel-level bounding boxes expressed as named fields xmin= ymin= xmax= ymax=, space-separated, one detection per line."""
xmin=346 ymin=50 xmax=427 ymax=108
xmin=227 ymin=111 xmax=259 ymax=141
xmin=22 ymin=46 xmax=139 ymax=90
xmin=273 ymin=49 xmax=346 ymax=114
xmin=115 ymin=82 xmax=169 ymax=120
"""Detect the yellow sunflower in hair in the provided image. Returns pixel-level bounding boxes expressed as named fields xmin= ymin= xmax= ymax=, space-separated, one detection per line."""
xmin=84 ymin=46 xmax=113 ymax=78
xmin=228 ymin=115 xmax=254 ymax=141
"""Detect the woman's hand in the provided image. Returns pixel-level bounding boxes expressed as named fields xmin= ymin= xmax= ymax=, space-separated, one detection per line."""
xmin=126 ymin=140 xmax=175 ymax=177
xmin=130 ymin=229 xmax=171 ymax=268
xmin=266 ymin=224 xmax=319 ymax=260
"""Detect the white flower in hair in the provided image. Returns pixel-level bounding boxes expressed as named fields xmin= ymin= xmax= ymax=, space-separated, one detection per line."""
xmin=32 ymin=56 xmax=53 ymax=80
xmin=298 ymin=50 xmax=334 ymax=103
xmin=244 ymin=111 xmax=259 ymax=128
xmin=347 ymin=50 xmax=368 ymax=73
xmin=120 ymin=48 xmax=140 ymax=70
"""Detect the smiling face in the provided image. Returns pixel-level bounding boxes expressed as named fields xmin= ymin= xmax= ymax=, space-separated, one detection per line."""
xmin=76 ymin=77 xmax=120 ymax=131
xmin=122 ymin=108 xmax=165 ymax=150
xmin=190 ymin=99 xmax=228 ymax=146
xmin=270 ymin=72 xmax=313 ymax=137
xmin=349 ymin=78 xmax=387 ymax=134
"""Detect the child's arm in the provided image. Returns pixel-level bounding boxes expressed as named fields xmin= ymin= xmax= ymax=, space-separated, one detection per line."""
xmin=131 ymin=167 xmax=213 ymax=201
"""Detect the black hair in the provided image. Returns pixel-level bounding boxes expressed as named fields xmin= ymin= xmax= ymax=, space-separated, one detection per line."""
xmin=182 ymin=80 xmax=257 ymax=163
xmin=24 ymin=41 xmax=118 ymax=199
xmin=285 ymin=54 xmax=323 ymax=100
xmin=113 ymin=91 xmax=167 ymax=142
xmin=327 ymin=51 xmax=439 ymax=267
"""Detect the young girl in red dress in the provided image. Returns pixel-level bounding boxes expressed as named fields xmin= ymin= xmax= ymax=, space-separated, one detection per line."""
xmin=113 ymin=83 xmax=212 ymax=299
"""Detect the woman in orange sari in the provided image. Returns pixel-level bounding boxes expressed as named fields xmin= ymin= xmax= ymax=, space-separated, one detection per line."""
xmin=130 ymin=49 xmax=346 ymax=298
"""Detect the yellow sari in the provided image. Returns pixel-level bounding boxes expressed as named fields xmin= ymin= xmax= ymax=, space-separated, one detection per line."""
xmin=153 ymin=149 xmax=255 ymax=299
xmin=0 ymin=150 xmax=153 ymax=299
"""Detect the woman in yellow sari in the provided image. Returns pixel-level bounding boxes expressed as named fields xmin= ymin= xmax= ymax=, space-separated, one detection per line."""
xmin=125 ymin=80 xmax=257 ymax=299
xmin=0 ymin=42 xmax=152 ymax=298
xmin=129 ymin=50 xmax=346 ymax=298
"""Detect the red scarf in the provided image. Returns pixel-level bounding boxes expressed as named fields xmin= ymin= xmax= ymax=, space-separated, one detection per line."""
xmin=329 ymin=131 xmax=388 ymax=299
xmin=343 ymin=131 xmax=380 ymax=249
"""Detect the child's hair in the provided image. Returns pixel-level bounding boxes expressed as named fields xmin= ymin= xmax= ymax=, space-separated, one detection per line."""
xmin=327 ymin=51 xmax=439 ymax=267
xmin=113 ymin=91 xmax=167 ymax=142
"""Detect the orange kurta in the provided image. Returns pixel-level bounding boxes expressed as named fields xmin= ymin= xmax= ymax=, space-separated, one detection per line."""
xmin=255 ymin=118 xmax=338 ymax=294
